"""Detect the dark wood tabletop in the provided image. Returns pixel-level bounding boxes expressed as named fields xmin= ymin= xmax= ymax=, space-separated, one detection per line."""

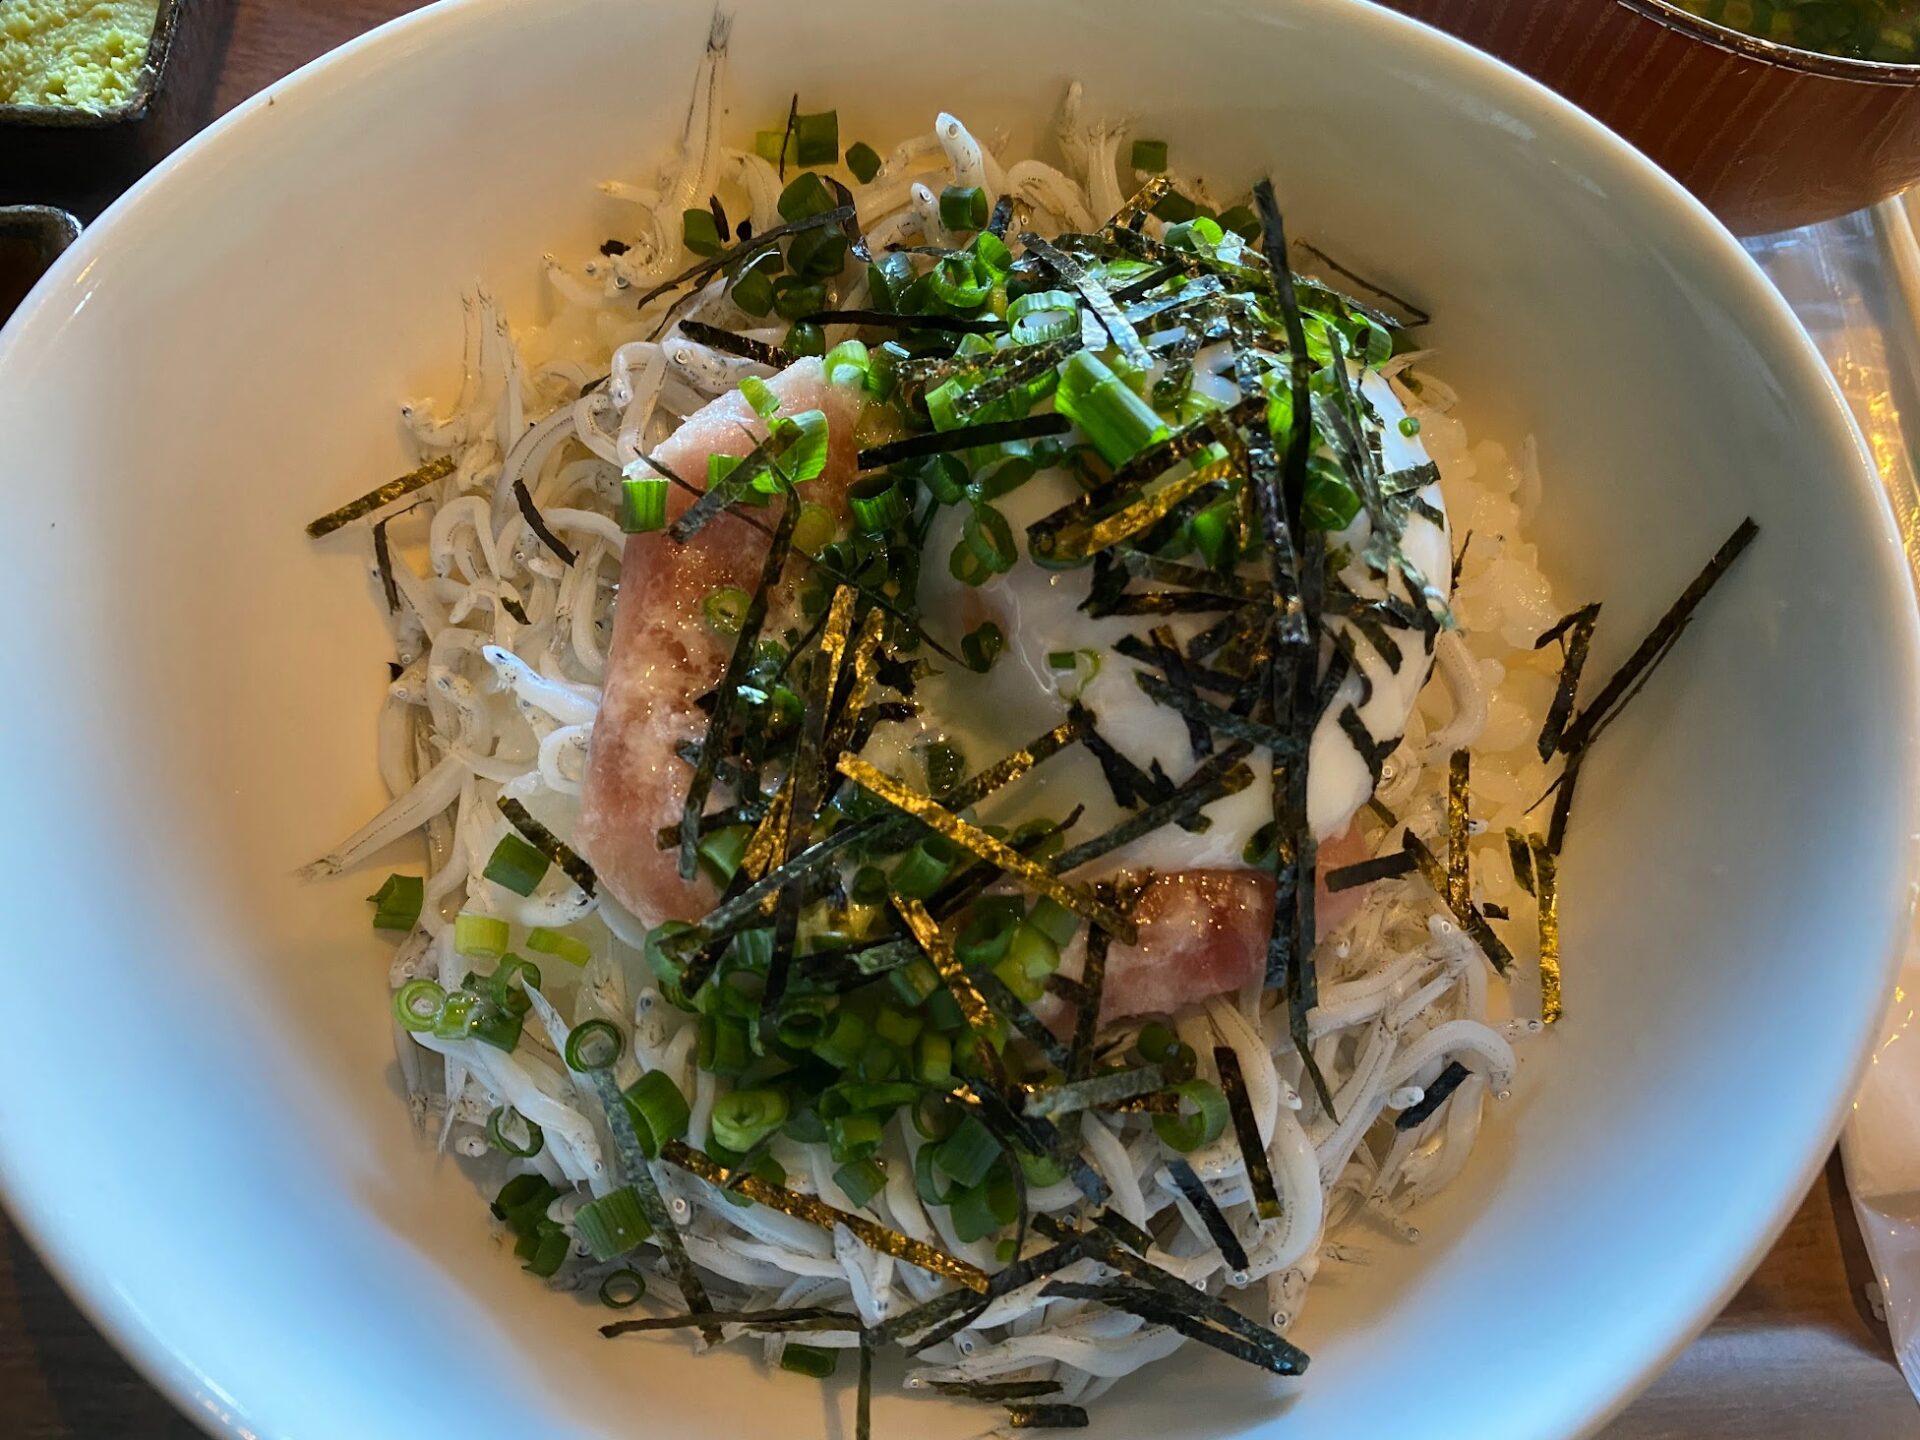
xmin=2 ymin=3 xmax=1917 ymax=1436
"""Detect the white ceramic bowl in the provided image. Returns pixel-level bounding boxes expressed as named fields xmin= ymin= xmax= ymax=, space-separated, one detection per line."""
xmin=0 ymin=1 xmax=1914 ymax=1436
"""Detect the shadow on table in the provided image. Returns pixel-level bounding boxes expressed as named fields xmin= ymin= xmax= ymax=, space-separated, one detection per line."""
xmin=3 ymin=1219 xmax=201 ymax=1438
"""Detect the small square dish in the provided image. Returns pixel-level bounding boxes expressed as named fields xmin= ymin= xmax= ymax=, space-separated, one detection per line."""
xmin=0 ymin=204 xmax=80 ymax=322
xmin=0 ymin=0 xmax=188 ymax=129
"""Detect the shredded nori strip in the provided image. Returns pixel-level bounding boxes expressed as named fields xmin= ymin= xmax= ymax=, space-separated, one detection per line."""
xmin=1394 ymin=1059 xmax=1472 ymax=1131
xmin=926 ymin=1379 xmax=1062 ymax=1400
xmin=1560 ymin=518 xmax=1759 ymax=757
xmin=581 ymin=1068 xmax=715 ymax=1338
xmin=677 ymin=319 xmax=792 ymax=369
xmin=973 ymin=965 xmax=1073 ymax=1073
xmin=1052 ymin=745 xmax=1253 ymax=875
xmin=1323 ymin=849 xmax=1417 ymax=892
xmin=987 ymin=193 xmax=1016 ymax=238
xmin=1403 ymin=829 xmax=1513 ymax=973
xmin=497 ymin=796 xmax=596 ymax=897
xmin=633 ymin=205 xmax=855 ymax=310
xmin=872 ymin=1236 xmax=1093 ymax=1351
xmin=845 ymin=757 xmax=1137 ymax=939
xmin=1021 ymin=1065 xmax=1166 ymax=1120
xmin=1067 ymin=702 xmax=1170 ymax=809
xmin=856 ymin=1332 xmax=873 ymax=1440
xmin=1113 ymin=633 xmax=1239 ymax=698
xmin=1483 ymin=901 xmax=1510 ymax=920
xmin=1506 ymin=827 xmax=1535 ymax=896
xmin=801 ymin=308 xmax=1008 ymax=334
xmin=855 ymin=412 xmax=1072 ymax=469
xmin=1165 ymin=1157 xmax=1250 ymax=1272
xmin=1020 ymin=232 xmax=1148 ymax=370
xmin=306 ymin=454 xmax=457 ymax=538
xmin=1546 ymin=745 xmax=1583 ymax=856
xmin=678 ymin=499 xmax=798 ymax=883
xmin=1134 ymin=674 xmax=1301 ymax=757
xmin=511 ymin=478 xmax=578 ymax=566
xmin=1294 ymin=238 xmax=1432 ymax=327
xmin=600 ymin=1306 xmax=863 ymax=1338
xmin=1446 ymin=750 xmax=1471 ymax=913
xmin=665 ymin=1140 xmax=989 ymax=1291
xmin=1534 ymin=602 xmax=1601 ymax=761
xmin=372 ymin=519 xmax=400 ymax=613
xmin=1039 ymin=1279 xmax=1307 ymax=1377
xmin=500 ymin=595 xmax=532 ymax=625
xmin=1008 ymin=1404 xmax=1090 ymax=1429
xmin=1337 ymin=706 xmax=1397 ymax=786
xmin=1533 ymin=834 xmax=1563 ymax=1024
xmin=1214 ymin=1045 xmax=1281 ymax=1221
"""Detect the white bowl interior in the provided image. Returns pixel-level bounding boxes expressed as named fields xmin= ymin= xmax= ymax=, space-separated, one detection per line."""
xmin=0 ymin=1 xmax=1912 ymax=1437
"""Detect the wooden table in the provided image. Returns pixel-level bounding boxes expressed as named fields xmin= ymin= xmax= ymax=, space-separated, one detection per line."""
xmin=2 ymin=2 xmax=1917 ymax=1435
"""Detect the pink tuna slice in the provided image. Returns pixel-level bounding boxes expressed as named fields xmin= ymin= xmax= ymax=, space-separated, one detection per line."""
xmin=576 ymin=359 xmax=863 ymax=922
xmin=1043 ymin=824 xmax=1374 ymax=1028
xmin=578 ymin=359 xmax=1381 ymax=1023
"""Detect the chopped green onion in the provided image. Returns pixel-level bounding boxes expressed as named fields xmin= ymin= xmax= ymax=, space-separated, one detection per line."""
xmin=1130 ymin=139 xmax=1169 ymax=173
xmin=856 ymin=1035 xmax=902 ymax=1082
xmin=1028 ymin=897 xmax=1077 ymax=947
xmin=623 ymin=1069 xmax=692 ymax=1157
xmin=834 ymin=1157 xmax=889 ymax=1208
xmin=700 ymin=1014 xmax=753 ymax=1076
xmin=778 ymin=172 xmax=837 ymax=223
xmin=525 ymin=926 xmax=592 ymax=968
xmin=926 ymin=255 xmax=992 ymax=309
xmin=1164 ymin=216 xmax=1225 ymax=253
xmin=367 ymin=873 xmax=423 ymax=931
xmin=934 ymin=1115 xmax=1001 ymax=1188
xmin=574 ymin=1185 xmax=653 ymax=1261
xmin=848 ymin=473 xmax=911 ymax=533
xmin=392 ymin=978 xmax=446 ymax=1032
xmin=454 ymin=912 xmax=510 ymax=958
xmin=793 ymin=500 xmax=838 ymax=556
xmin=1399 ymin=415 xmax=1422 ymax=437
xmin=922 ymin=741 xmax=966 ymax=797
xmin=955 ymin=502 xmax=1017 ymax=580
xmin=484 ymin=832 xmax=550 ymax=896
xmin=889 ymin=956 xmax=941 ymax=1008
xmin=939 ymin=184 xmax=989 ymax=232
xmin=828 ymin=1112 xmax=885 ymax=1163
xmin=785 ymin=320 xmax=826 ymax=358
xmin=711 ymin=1087 xmax=791 ymax=1152
xmin=620 ymin=475 xmax=669 ymax=533
xmin=754 ymin=128 xmax=798 ymax=166
xmin=813 ymin=1008 xmax=868 ymax=1069
xmin=486 ymin=1105 xmax=545 ymax=1158
xmin=598 ymin=1268 xmax=647 ymax=1309
xmin=1136 ymin=1021 xmax=1178 ymax=1063
xmin=873 ymin=1005 xmax=923 ymax=1050
xmin=949 ymin=1165 xmax=1018 ymax=1242
xmin=781 ymin=1343 xmax=841 ymax=1378
xmin=787 ymin=226 xmax=847 ymax=280
xmin=891 ymin=840 xmax=954 ymax=899
xmin=916 ymin=452 xmax=969 ymax=505
xmin=682 ymin=207 xmax=723 ymax=257
xmin=701 ymin=586 xmax=751 ymax=638
xmin=916 ymin=1031 xmax=953 ymax=1086
xmin=731 ymin=265 xmax=777 ymax=317
xmin=522 ymin=1226 xmax=570 ymax=1278
xmin=565 ymin=1018 xmax=624 ymax=1073
xmin=1154 ymin=1078 xmax=1229 ymax=1153
xmin=961 ymin=620 xmax=1005 ymax=673
xmin=793 ymin=110 xmax=839 ymax=166
xmin=955 ymin=898 xmax=1022 ymax=966
xmin=846 ymin=141 xmax=882 ymax=184
xmin=1305 ymin=454 xmax=1363 ymax=531
xmin=1054 ymin=350 xmax=1172 ymax=468
xmin=824 ymin=338 xmax=870 ymax=389
xmin=432 ymin=989 xmax=477 ymax=1039
xmin=993 ymin=921 xmax=1060 ymax=1004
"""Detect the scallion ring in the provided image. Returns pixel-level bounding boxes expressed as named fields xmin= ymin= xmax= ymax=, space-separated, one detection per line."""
xmin=393 ymin=978 xmax=446 ymax=1033
xmin=486 ymin=1105 xmax=546 ymax=1158
xmin=564 ymin=1017 xmax=624 ymax=1073
xmin=1153 ymin=1078 xmax=1229 ymax=1153
xmin=598 ymin=1268 xmax=647 ymax=1309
